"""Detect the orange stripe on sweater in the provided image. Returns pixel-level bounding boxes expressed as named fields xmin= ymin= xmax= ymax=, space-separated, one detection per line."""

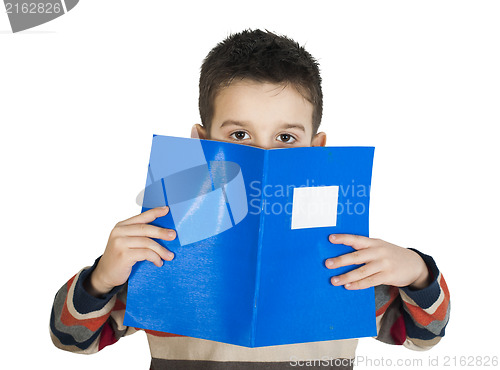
xmin=376 ymin=286 xmax=400 ymax=317
xmin=404 ymin=275 xmax=450 ymax=327
xmin=60 ymin=275 xmax=123 ymax=332
xmin=66 ymin=275 xmax=77 ymax=291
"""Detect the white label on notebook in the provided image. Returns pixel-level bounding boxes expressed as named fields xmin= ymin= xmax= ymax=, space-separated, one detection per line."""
xmin=291 ymin=186 xmax=339 ymax=229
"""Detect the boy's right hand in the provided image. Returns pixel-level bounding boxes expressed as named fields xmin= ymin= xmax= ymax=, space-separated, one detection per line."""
xmin=84 ymin=206 xmax=176 ymax=297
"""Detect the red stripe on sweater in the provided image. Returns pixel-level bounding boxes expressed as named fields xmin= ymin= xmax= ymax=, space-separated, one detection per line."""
xmin=113 ymin=299 xmax=127 ymax=312
xmin=98 ymin=322 xmax=118 ymax=351
xmin=390 ymin=314 xmax=407 ymax=345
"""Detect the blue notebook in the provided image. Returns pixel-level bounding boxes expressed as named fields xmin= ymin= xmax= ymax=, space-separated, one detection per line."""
xmin=123 ymin=134 xmax=377 ymax=347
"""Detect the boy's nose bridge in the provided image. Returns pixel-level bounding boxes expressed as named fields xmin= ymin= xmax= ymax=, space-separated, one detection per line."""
xmin=248 ymin=136 xmax=274 ymax=150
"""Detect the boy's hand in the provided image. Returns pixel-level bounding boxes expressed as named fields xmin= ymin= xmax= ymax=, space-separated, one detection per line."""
xmin=325 ymin=234 xmax=431 ymax=290
xmin=85 ymin=206 xmax=176 ymax=297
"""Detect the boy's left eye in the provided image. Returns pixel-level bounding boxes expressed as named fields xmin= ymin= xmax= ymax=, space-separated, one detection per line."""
xmin=276 ymin=133 xmax=296 ymax=143
xmin=230 ymin=131 xmax=250 ymax=141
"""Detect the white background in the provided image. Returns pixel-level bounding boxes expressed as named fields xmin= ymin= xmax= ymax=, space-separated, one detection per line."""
xmin=1 ymin=1 xmax=499 ymax=369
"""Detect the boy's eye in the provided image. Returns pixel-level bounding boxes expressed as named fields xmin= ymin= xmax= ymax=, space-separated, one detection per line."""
xmin=276 ymin=133 xmax=296 ymax=143
xmin=230 ymin=131 xmax=250 ymax=141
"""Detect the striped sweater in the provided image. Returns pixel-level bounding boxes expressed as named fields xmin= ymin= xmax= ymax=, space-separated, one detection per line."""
xmin=50 ymin=249 xmax=450 ymax=369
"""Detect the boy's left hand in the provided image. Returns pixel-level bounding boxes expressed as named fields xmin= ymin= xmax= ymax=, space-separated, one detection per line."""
xmin=325 ymin=234 xmax=431 ymax=290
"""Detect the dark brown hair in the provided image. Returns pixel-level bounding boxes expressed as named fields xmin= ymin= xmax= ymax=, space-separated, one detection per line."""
xmin=199 ymin=29 xmax=323 ymax=135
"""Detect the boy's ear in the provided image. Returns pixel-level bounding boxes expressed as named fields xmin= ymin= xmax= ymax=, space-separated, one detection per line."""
xmin=311 ymin=131 xmax=327 ymax=147
xmin=191 ymin=124 xmax=208 ymax=140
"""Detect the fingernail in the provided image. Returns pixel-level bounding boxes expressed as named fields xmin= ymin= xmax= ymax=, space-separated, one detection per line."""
xmin=344 ymin=283 xmax=351 ymax=288
xmin=167 ymin=252 xmax=175 ymax=260
xmin=326 ymin=260 xmax=334 ymax=268
xmin=168 ymin=230 xmax=176 ymax=239
xmin=329 ymin=235 xmax=336 ymax=241
xmin=332 ymin=277 xmax=340 ymax=284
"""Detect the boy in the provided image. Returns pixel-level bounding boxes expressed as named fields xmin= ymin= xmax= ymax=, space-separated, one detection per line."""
xmin=50 ymin=29 xmax=450 ymax=369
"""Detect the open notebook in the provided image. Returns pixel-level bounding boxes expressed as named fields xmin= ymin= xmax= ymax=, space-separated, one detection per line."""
xmin=124 ymin=134 xmax=376 ymax=347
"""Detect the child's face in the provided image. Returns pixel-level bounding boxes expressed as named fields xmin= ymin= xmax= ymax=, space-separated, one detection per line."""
xmin=192 ymin=80 xmax=326 ymax=149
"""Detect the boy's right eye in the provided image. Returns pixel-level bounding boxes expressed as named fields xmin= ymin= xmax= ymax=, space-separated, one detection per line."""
xmin=230 ymin=131 xmax=250 ymax=141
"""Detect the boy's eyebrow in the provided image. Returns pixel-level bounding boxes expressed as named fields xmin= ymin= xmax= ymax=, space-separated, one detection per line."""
xmin=219 ymin=120 xmax=306 ymax=133
xmin=219 ymin=120 xmax=249 ymax=129
xmin=280 ymin=123 xmax=306 ymax=133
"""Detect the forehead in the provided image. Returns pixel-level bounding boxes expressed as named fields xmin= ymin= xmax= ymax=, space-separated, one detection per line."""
xmin=212 ymin=80 xmax=314 ymax=130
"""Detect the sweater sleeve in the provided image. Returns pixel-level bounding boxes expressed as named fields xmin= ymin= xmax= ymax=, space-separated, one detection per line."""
xmin=374 ymin=249 xmax=450 ymax=350
xmin=49 ymin=257 xmax=137 ymax=353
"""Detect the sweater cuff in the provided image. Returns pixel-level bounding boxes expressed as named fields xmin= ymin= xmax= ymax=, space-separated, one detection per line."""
xmin=399 ymin=248 xmax=442 ymax=309
xmin=73 ymin=256 xmax=125 ymax=314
